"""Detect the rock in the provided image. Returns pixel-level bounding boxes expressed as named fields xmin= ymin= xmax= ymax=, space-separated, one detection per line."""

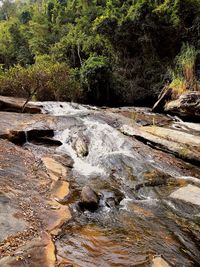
xmin=79 ymin=186 xmax=99 ymax=211
xmin=0 ymin=95 xmax=42 ymax=114
xmin=42 ymin=157 xmax=68 ymax=181
xmin=152 ymin=257 xmax=170 ymax=267
xmin=105 ymin=197 xmax=117 ymax=209
xmin=53 ymin=154 xmax=74 ymax=168
xmin=152 ymin=87 xmax=173 ymax=113
xmin=120 ymin=124 xmax=138 ymax=136
xmin=0 ymin=192 xmax=28 ymax=242
xmin=170 ymin=185 xmax=200 ymax=206
xmin=74 ymin=137 xmax=88 ymax=158
xmin=0 ymin=232 xmax=56 ymax=267
xmin=103 ymin=189 xmax=124 ymax=209
xmin=0 ymin=139 xmax=71 ymax=258
xmin=135 ymin=176 xmax=167 ymax=191
xmin=132 ymin=125 xmax=200 ymax=166
xmin=164 ymin=91 xmax=200 ymax=121
xmin=1 ymin=129 xmax=58 ymax=145
xmin=55 ymin=191 xmax=74 ymax=205
xmin=0 ymin=111 xmax=79 ymax=146
xmin=142 ymin=126 xmax=200 ymax=147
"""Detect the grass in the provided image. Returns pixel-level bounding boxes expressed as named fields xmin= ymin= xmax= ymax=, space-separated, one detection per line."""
xmin=178 ymin=43 xmax=197 ymax=70
xmin=169 ymin=43 xmax=199 ymax=97
xmin=169 ymin=76 xmax=187 ymax=97
xmin=177 ymin=43 xmax=198 ymax=87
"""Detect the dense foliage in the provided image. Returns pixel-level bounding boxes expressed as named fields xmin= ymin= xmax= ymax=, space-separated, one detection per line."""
xmin=0 ymin=0 xmax=199 ymax=105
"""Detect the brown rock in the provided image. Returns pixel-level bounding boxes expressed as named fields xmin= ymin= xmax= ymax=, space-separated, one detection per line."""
xmin=152 ymin=257 xmax=170 ymax=267
xmin=0 ymin=232 xmax=56 ymax=267
xmin=79 ymin=185 xmax=100 ymax=211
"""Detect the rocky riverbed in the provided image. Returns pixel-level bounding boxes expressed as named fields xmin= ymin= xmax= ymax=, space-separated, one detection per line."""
xmin=0 ymin=96 xmax=200 ymax=267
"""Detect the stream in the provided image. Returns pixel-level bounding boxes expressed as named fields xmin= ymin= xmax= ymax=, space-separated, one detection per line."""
xmin=0 ymin=99 xmax=199 ymax=266
xmin=23 ymin=102 xmax=200 ymax=267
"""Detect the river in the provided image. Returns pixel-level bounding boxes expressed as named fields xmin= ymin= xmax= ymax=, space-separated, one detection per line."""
xmin=29 ymin=102 xmax=200 ymax=267
xmin=0 ymin=99 xmax=200 ymax=267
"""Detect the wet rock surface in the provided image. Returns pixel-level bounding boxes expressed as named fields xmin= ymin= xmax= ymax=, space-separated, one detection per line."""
xmin=0 ymin=97 xmax=200 ymax=266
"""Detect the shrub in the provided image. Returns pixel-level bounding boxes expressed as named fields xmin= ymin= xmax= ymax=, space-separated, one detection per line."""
xmin=0 ymin=58 xmax=82 ymax=101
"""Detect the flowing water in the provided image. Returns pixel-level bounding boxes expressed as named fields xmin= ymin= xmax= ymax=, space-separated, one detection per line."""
xmin=30 ymin=102 xmax=200 ymax=266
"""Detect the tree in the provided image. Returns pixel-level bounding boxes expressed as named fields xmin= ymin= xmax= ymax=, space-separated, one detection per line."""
xmin=9 ymin=23 xmax=34 ymax=66
xmin=80 ymin=55 xmax=113 ymax=105
xmin=20 ymin=11 xmax=32 ymax=24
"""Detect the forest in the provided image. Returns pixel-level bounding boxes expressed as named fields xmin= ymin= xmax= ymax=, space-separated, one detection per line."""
xmin=0 ymin=0 xmax=200 ymax=106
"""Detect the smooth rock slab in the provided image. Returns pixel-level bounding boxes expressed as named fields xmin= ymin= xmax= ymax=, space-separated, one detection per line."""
xmin=0 ymin=192 xmax=27 ymax=242
xmin=170 ymin=185 xmax=200 ymax=206
xmin=120 ymin=124 xmax=200 ymax=165
xmin=0 ymin=95 xmax=42 ymax=114
xmin=0 ymin=140 xmax=71 ymax=259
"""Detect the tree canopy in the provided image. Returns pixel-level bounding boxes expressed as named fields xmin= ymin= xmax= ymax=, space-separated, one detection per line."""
xmin=0 ymin=0 xmax=199 ymax=105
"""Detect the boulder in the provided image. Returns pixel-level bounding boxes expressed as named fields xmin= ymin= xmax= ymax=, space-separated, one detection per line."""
xmin=74 ymin=137 xmax=88 ymax=158
xmin=79 ymin=185 xmax=99 ymax=211
xmin=164 ymin=91 xmax=200 ymax=121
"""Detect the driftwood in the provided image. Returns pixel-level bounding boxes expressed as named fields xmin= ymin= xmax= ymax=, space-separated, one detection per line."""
xmin=152 ymin=87 xmax=172 ymax=112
